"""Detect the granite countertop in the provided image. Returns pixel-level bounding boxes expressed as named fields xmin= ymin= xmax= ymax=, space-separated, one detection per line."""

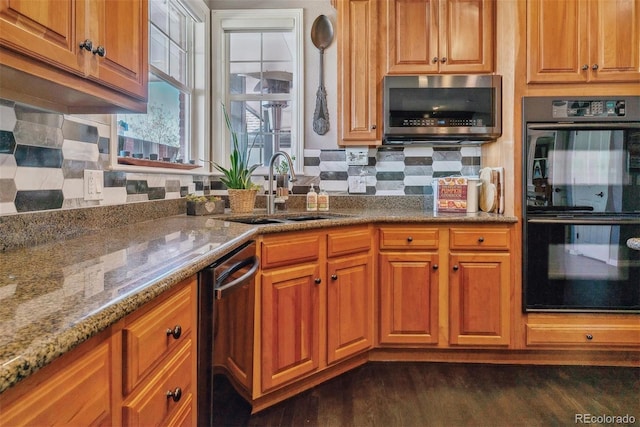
xmin=628 ymin=238 xmax=640 ymax=251
xmin=0 ymin=207 xmax=516 ymax=393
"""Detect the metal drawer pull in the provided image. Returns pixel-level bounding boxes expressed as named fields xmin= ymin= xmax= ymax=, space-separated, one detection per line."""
xmin=592 ymin=64 xmax=599 ymax=70
xmin=432 ymin=57 xmax=439 ymax=63
xmin=79 ymin=39 xmax=93 ymax=51
xmin=581 ymin=64 xmax=589 ymax=70
xmin=440 ymin=57 xmax=447 ymax=63
xmin=166 ymin=387 xmax=182 ymax=402
xmin=478 ymin=237 xmax=485 ymax=243
xmin=331 ymin=274 xmax=338 ymax=280
xmin=92 ymin=45 xmax=106 ymax=57
xmin=453 ymin=265 xmax=459 ymax=271
xmin=407 ymin=236 xmax=413 ymax=242
xmin=586 ymin=334 xmax=593 ymax=340
xmin=166 ymin=325 xmax=182 ymax=339
xmin=315 ymin=278 xmax=322 ymax=284
xmin=432 ymin=264 xmax=439 ymax=270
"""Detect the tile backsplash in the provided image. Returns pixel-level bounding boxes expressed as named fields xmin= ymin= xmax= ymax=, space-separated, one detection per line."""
xmin=0 ymin=99 xmax=481 ymax=215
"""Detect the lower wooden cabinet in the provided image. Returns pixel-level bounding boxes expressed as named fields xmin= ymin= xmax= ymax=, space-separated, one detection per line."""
xmin=0 ymin=276 xmax=198 ymax=426
xmin=0 ymin=329 xmax=116 ymax=426
xmin=258 ymin=227 xmax=374 ymax=393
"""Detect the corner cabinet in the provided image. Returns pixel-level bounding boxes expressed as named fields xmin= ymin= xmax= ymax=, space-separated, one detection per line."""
xmin=527 ymin=0 xmax=640 ymax=84
xmin=384 ymin=0 xmax=495 ymax=74
xmin=336 ymin=0 xmax=380 ymax=146
xmin=0 ymin=0 xmax=148 ymax=113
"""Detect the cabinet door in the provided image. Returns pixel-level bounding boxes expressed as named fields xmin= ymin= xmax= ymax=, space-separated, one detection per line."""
xmin=337 ymin=0 xmax=379 ymax=145
xmin=0 ymin=0 xmax=86 ymax=75
xmin=379 ymin=252 xmax=439 ymax=345
xmin=88 ymin=0 xmax=148 ymax=99
xmin=589 ymin=0 xmax=640 ymax=83
xmin=386 ymin=0 xmax=439 ymax=73
xmin=261 ymin=263 xmax=321 ymax=391
xmin=449 ymin=252 xmax=510 ymax=346
xmin=327 ymin=253 xmax=374 ymax=364
xmin=439 ymin=0 xmax=495 ymax=73
xmin=527 ymin=0 xmax=589 ymax=83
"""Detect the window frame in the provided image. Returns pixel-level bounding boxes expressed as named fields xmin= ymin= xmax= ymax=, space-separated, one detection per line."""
xmin=210 ymin=9 xmax=304 ymax=176
xmin=108 ymin=0 xmax=210 ymax=175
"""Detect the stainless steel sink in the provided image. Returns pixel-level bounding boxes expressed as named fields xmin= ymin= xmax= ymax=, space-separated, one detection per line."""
xmin=224 ymin=213 xmax=345 ymax=225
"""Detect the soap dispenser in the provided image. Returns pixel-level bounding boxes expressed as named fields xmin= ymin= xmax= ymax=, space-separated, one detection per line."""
xmin=306 ymin=184 xmax=318 ymax=211
xmin=318 ymin=186 xmax=329 ymax=211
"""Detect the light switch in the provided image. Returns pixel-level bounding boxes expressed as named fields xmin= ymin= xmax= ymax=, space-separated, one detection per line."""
xmin=84 ymin=170 xmax=104 ymax=201
xmin=346 ymin=148 xmax=368 ymax=166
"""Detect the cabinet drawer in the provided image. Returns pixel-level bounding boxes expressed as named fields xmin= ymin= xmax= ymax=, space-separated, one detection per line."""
xmin=327 ymin=226 xmax=371 ymax=257
xmin=526 ymin=324 xmax=640 ymax=347
xmin=379 ymin=227 xmax=439 ymax=250
xmin=450 ymin=228 xmax=510 ymax=250
xmin=123 ymin=340 xmax=194 ymax=426
xmin=261 ymin=233 xmax=322 ymax=269
xmin=123 ymin=284 xmax=193 ymax=394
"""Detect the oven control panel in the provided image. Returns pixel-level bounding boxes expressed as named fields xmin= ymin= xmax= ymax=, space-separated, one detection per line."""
xmin=552 ymin=100 xmax=626 ymax=118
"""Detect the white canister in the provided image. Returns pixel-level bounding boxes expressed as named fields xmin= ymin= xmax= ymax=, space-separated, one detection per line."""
xmin=466 ymin=178 xmax=480 ymax=213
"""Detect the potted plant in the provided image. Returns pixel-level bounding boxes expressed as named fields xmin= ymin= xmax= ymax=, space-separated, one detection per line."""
xmin=185 ymin=194 xmax=225 ymax=215
xmin=212 ymin=104 xmax=261 ymax=213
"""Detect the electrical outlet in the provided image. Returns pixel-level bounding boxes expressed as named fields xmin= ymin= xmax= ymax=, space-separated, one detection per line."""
xmin=346 ymin=148 xmax=368 ymax=166
xmin=84 ymin=170 xmax=104 ymax=201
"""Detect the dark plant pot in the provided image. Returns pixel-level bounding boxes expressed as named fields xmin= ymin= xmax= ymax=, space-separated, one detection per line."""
xmin=186 ymin=200 xmax=225 ymax=215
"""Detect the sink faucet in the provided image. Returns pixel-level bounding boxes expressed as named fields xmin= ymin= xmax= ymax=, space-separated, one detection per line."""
xmin=267 ymin=151 xmax=297 ymax=215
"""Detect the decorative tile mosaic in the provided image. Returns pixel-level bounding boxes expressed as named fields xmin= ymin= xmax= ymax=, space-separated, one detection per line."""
xmin=0 ymin=99 xmax=483 ymax=215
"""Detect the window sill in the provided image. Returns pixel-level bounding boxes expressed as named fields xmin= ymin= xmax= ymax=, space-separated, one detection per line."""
xmin=117 ymin=157 xmax=200 ymax=170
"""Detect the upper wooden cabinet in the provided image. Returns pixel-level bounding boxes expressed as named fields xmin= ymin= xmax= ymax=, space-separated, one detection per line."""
xmin=0 ymin=0 xmax=148 ymax=113
xmin=527 ymin=0 xmax=640 ymax=84
xmin=385 ymin=0 xmax=495 ymax=74
xmin=337 ymin=0 xmax=380 ymax=146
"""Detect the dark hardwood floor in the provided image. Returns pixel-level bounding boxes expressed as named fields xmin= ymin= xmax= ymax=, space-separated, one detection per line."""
xmin=213 ymin=362 xmax=639 ymax=427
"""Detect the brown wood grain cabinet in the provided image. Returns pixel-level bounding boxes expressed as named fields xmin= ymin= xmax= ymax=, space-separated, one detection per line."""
xmin=0 ymin=0 xmax=148 ymax=113
xmin=336 ymin=0 xmax=380 ymax=146
xmin=385 ymin=0 xmax=495 ymax=74
xmin=527 ymin=0 xmax=640 ymax=84
xmin=378 ymin=226 xmax=440 ymax=345
xmin=0 ymin=276 xmax=197 ymax=426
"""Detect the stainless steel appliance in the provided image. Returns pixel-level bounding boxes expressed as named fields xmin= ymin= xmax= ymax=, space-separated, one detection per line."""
xmin=522 ymin=96 xmax=640 ymax=313
xmin=197 ymin=240 xmax=259 ymax=425
xmin=383 ymin=74 xmax=502 ymax=144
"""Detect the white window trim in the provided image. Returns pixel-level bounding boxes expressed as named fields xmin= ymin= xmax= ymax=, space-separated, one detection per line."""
xmin=210 ymin=9 xmax=304 ymax=176
xmin=108 ymin=0 xmax=210 ymax=176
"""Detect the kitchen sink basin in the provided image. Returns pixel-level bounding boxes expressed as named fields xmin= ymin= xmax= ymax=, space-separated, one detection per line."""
xmin=224 ymin=213 xmax=346 ymax=225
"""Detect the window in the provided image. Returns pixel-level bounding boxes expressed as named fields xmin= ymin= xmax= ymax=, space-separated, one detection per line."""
xmin=211 ymin=9 xmax=304 ymax=174
xmin=114 ymin=0 xmax=208 ymax=170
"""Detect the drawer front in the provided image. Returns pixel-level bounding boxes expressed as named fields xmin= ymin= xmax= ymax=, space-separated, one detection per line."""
xmin=261 ymin=233 xmax=322 ymax=269
xmin=526 ymin=324 xmax=640 ymax=347
xmin=379 ymin=227 xmax=439 ymax=250
xmin=124 ymin=284 xmax=193 ymax=394
xmin=327 ymin=226 xmax=371 ymax=257
xmin=123 ymin=340 xmax=194 ymax=426
xmin=450 ymin=228 xmax=510 ymax=250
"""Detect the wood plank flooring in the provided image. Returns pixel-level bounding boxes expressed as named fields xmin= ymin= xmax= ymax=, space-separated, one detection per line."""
xmin=213 ymin=362 xmax=639 ymax=427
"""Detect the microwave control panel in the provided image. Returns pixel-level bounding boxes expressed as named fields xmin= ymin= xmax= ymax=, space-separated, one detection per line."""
xmin=552 ymin=100 xmax=626 ymax=118
xmin=399 ymin=118 xmax=484 ymax=127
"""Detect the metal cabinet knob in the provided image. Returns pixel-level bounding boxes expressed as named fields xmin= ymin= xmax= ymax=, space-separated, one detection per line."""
xmin=166 ymin=387 xmax=182 ymax=402
xmin=432 ymin=57 xmax=439 ymax=63
xmin=478 ymin=237 xmax=485 ymax=243
xmin=592 ymin=64 xmax=599 ymax=70
xmin=407 ymin=236 xmax=413 ymax=242
xmin=79 ymin=39 xmax=93 ymax=51
xmin=315 ymin=277 xmax=322 ymax=284
xmin=166 ymin=325 xmax=182 ymax=339
xmin=440 ymin=57 xmax=447 ymax=63
xmin=586 ymin=334 xmax=593 ymax=340
xmin=92 ymin=45 xmax=106 ymax=57
xmin=371 ymin=124 xmax=377 ymax=130
xmin=331 ymin=274 xmax=338 ymax=280
xmin=581 ymin=64 xmax=589 ymax=70
xmin=453 ymin=265 xmax=459 ymax=271
xmin=432 ymin=264 xmax=439 ymax=270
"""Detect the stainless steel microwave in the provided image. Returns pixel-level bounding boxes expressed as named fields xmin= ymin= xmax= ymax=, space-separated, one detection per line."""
xmin=383 ymin=75 xmax=502 ymax=145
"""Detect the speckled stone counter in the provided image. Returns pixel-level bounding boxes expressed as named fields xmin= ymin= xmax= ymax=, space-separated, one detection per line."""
xmin=628 ymin=238 xmax=640 ymax=251
xmin=0 ymin=205 xmax=516 ymax=393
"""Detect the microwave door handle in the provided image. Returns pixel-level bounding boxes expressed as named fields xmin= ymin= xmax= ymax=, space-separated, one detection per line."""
xmin=214 ymin=256 xmax=260 ymax=300
xmin=528 ymin=122 xmax=640 ymax=130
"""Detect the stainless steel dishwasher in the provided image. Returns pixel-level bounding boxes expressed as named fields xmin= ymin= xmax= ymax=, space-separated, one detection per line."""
xmin=197 ymin=240 xmax=259 ymax=426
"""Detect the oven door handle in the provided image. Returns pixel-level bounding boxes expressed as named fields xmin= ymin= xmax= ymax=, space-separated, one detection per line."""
xmin=528 ymin=218 xmax=640 ymax=225
xmin=528 ymin=122 xmax=640 ymax=130
xmin=214 ymin=256 xmax=260 ymax=300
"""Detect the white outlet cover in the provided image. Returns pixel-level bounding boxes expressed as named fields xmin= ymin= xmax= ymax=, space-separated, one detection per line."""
xmin=346 ymin=148 xmax=368 ymax=166
xmin=84 ymin=170 xmax=104 ymax=201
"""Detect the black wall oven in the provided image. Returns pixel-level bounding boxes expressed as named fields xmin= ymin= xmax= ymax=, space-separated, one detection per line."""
xmin=522 ymin=96 xmax=640 ymax=313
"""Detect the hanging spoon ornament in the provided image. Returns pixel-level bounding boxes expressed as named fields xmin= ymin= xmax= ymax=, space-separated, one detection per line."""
xmin=311 ymin=15 xmax=334 ymax=135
